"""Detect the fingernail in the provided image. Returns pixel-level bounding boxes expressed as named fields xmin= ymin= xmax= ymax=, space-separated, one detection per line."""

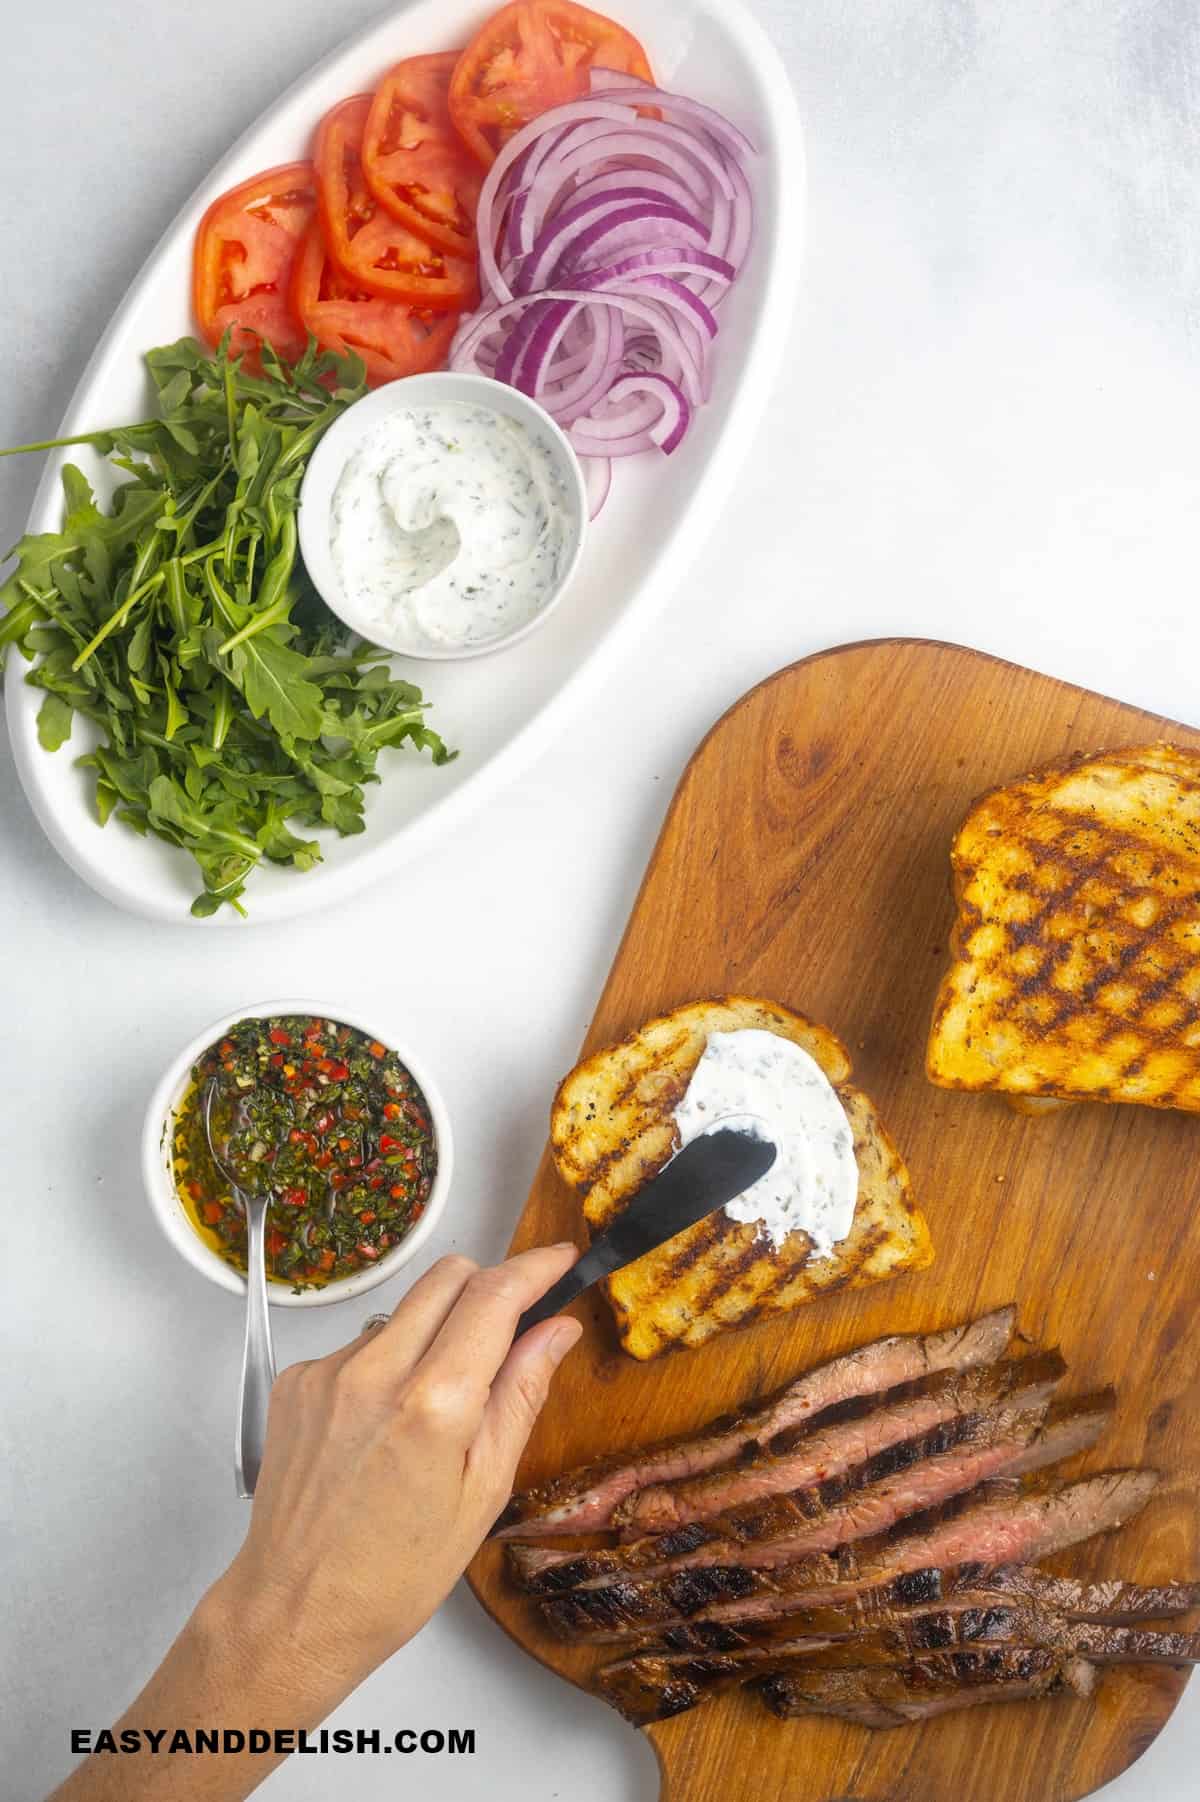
xmin=548 ymin=1320 xmax=583 ymax=1363
xmin=550 ymin=1240 xmax=577 ymax=1252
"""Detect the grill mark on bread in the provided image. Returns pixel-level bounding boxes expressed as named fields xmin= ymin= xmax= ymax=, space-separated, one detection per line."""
xmin=574 ymin=1137 xmax=666 ymax=1203
xmin=694 ymin=1233 xmax=794 ymax=1312
xmin=553 ymin=996 xmax=929 ymax=1358
xmin=650 ymin=1210 xmax=738 ymax=1292
xmin=928 ymin=744 xmax=1200 ymax=1106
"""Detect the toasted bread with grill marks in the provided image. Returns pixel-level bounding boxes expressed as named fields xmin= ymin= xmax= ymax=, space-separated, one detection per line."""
xmin=927 ymin=742 xmax=1200 ymax=1111
xmin=550 ymin=997 xmax=933 ymax=1360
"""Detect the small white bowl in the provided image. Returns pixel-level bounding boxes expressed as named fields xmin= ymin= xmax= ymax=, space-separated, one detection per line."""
xmin=142 ymin=999 xmax=453 ymax=1309
xmin=298 ymin=370 xmax=588 ymax=660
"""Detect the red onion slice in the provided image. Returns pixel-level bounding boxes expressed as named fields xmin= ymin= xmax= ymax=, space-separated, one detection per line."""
xmin=457 ymin=71 xmax=756 ymax=513
xmin=569 ymin=375 xmax=691 ymax=458
xmin=573 ymin=269 xmax=721 ymax=341
xmin=586 ymin=80 xmax=758 ymax=160
xmin=540 ymin=312 xmax=623 ymax=423
xmin=565 ymin=169 xmax=705 ymax=218
xmin=517 ymin=198 xmax=707 ymax=295
xmin=582 ymin=456 xmax=613 ymax=519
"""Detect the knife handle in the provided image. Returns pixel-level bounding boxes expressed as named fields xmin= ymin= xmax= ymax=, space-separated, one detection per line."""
xmin=514 ymin=1275 xmax=579 ymax=1340
xmin=512 ymin=1130 xmax=776 ymax=1341
xmin=514 ymin=1243 xmax=610 ymax=1340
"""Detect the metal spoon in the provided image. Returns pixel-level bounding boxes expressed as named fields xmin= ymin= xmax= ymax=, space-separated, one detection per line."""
xmin=204 ymin=1079 xmax=276 ymax=1499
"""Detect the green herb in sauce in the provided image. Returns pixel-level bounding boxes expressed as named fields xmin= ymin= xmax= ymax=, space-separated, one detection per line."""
xmin=172 ymin=1015 xmax=436 ymax=1292
xmin=329 ymin=402 xmax=573 ymax=651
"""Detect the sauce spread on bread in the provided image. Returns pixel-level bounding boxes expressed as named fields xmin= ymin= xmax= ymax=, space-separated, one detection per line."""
xmin=673 ymin=1030 xmax=858 ymax=1255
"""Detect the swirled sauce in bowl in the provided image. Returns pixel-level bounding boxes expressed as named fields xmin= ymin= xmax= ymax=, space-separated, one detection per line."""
xmin=299 ymin=372 xmax=587 ymax=660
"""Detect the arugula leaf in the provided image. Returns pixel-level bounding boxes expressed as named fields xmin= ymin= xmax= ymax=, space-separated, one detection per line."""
xmin=1 ymin=335 xmax=453 ymax=914
xmin=230 ymin=631 xmax=328 ymax=741
xmin=36 ymin=692 xmax=74 ymax=751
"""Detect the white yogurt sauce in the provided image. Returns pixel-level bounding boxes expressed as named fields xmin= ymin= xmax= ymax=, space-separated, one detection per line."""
xmin=330 ymin=402 xmax=573 ymax=651
xmin=672 ymin=1029 xmax=859 ymax=1256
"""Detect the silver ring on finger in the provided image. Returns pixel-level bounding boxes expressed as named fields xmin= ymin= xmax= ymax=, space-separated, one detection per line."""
xmin=362 ymin=1313 xmax=391 ymax=1335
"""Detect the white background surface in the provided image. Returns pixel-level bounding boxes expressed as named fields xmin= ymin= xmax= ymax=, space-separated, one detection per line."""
xmin=1 ymin=1 xmax=1198 ymax=1798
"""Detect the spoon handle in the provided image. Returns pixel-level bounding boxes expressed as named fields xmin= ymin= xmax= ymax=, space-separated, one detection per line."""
xmin=236 ymin=1196 xmax=277 ymax=1499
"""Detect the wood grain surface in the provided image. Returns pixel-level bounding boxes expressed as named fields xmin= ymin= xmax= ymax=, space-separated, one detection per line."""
xmin=466 ymin=639 xmax=1200 ymax=1802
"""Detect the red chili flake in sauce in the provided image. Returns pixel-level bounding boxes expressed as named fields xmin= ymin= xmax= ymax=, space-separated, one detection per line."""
xmin=172 ymin=1015 xmax=437 ymax=1294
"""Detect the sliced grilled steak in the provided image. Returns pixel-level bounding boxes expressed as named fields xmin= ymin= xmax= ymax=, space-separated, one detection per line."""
xmin=598 ymin=1619 xmax=1025 ymax=1727
xmin=991 ymin=1568 xmax=1200 ymax=1624
xmin=492 ymin=1306 xmax=1017 ymax=1537
xmin=658 ymin=1564 xmax=1200 ymax=1652
xmin=1002 ymin=1389 xmax=1114 ymax=1474
xmin=781 ymin=1603 xmax=1200 ymax=1671
xmin=755 ymin=1648 xmax=1096 ymax=1727
xmin=1065 ymin=1620 xmax=1200 ymax=1662
xmin=596 ymin=1598 xmax=1200 ymax=1725
xmin=598 ymin=1639 xmax=833 ymax=1725
xmin=512 ymin=1400 xmax=1059 ymax=1595
xmin=615 ymin=1350 xmax=1065 ymax=1536
xmin=539 ymin=1470 xmax=1159 ymax=1642
xmin=518 ymin=1392 xmax=1111 ymax=1598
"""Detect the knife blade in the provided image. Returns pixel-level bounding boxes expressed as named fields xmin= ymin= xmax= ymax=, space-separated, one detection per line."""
xmin=514 ymin=1127 xmax=777 ymax=1340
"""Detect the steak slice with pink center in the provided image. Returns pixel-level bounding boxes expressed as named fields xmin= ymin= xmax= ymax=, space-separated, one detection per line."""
xmin=615 ymin=1349 xmax=1065 ymax=1536
xmin=513 ymin=1392 xmax=1109 ymax=1595
xmin=657 ymin=1563 xmax=1200 ymax=1653
xmin=492 ymin=1306 xmax=1016 ymax=1538
xmin=539 ymin=1468 xmax=1158 ymax=1642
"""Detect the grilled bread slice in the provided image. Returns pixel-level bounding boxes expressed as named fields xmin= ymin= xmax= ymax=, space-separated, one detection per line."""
xmin=927 ymin=743 xmax=1200 ymax=1111
xmin=550 ymin=997 xmax=933 ymax=1360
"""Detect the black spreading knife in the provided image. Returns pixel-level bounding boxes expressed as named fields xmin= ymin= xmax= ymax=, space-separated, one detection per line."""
xmin=514 ymin=1127 xmax=777 ymax=1339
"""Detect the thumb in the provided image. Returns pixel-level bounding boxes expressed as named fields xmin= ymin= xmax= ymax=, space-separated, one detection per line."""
xmin=469 ymin=1316 xmax=583 ymax=1496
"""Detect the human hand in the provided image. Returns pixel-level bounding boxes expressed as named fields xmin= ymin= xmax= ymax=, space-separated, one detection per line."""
xmin=48 ymin=1246 xmax=582 ymax=1802
xmin=212 ymin=1245 xmax=582 ymax=1699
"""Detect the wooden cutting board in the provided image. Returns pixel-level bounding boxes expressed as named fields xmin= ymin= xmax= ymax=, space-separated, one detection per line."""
xmin=467 ymin=639 xmax=1200 ymax=1802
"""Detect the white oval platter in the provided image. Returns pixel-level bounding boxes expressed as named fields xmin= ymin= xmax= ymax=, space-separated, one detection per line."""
xmin=4 ymin=0 xmax=804 ymax=924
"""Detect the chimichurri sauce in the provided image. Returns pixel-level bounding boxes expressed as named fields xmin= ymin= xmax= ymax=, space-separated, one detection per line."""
xmin=172 ymin=1016 xmax=436 ymax=1291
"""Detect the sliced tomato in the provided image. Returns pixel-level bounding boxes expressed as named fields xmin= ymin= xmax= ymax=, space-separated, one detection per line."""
xmin=193 ymin=163 xmax=315 ymax=364
xmin=315 ymin=95 xmax=479 ymax=312
xmin=290 ymin=224 xmax=460 ymax=386
xmin=448 ymin=0 xmax=654 ymax=165
xmin=362 ymin=52 xmax=483 ymax=257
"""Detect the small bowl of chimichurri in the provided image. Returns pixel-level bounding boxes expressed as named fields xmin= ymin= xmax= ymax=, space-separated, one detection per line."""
xmin=143 ymin=1001 xmax=453 ymax=1306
